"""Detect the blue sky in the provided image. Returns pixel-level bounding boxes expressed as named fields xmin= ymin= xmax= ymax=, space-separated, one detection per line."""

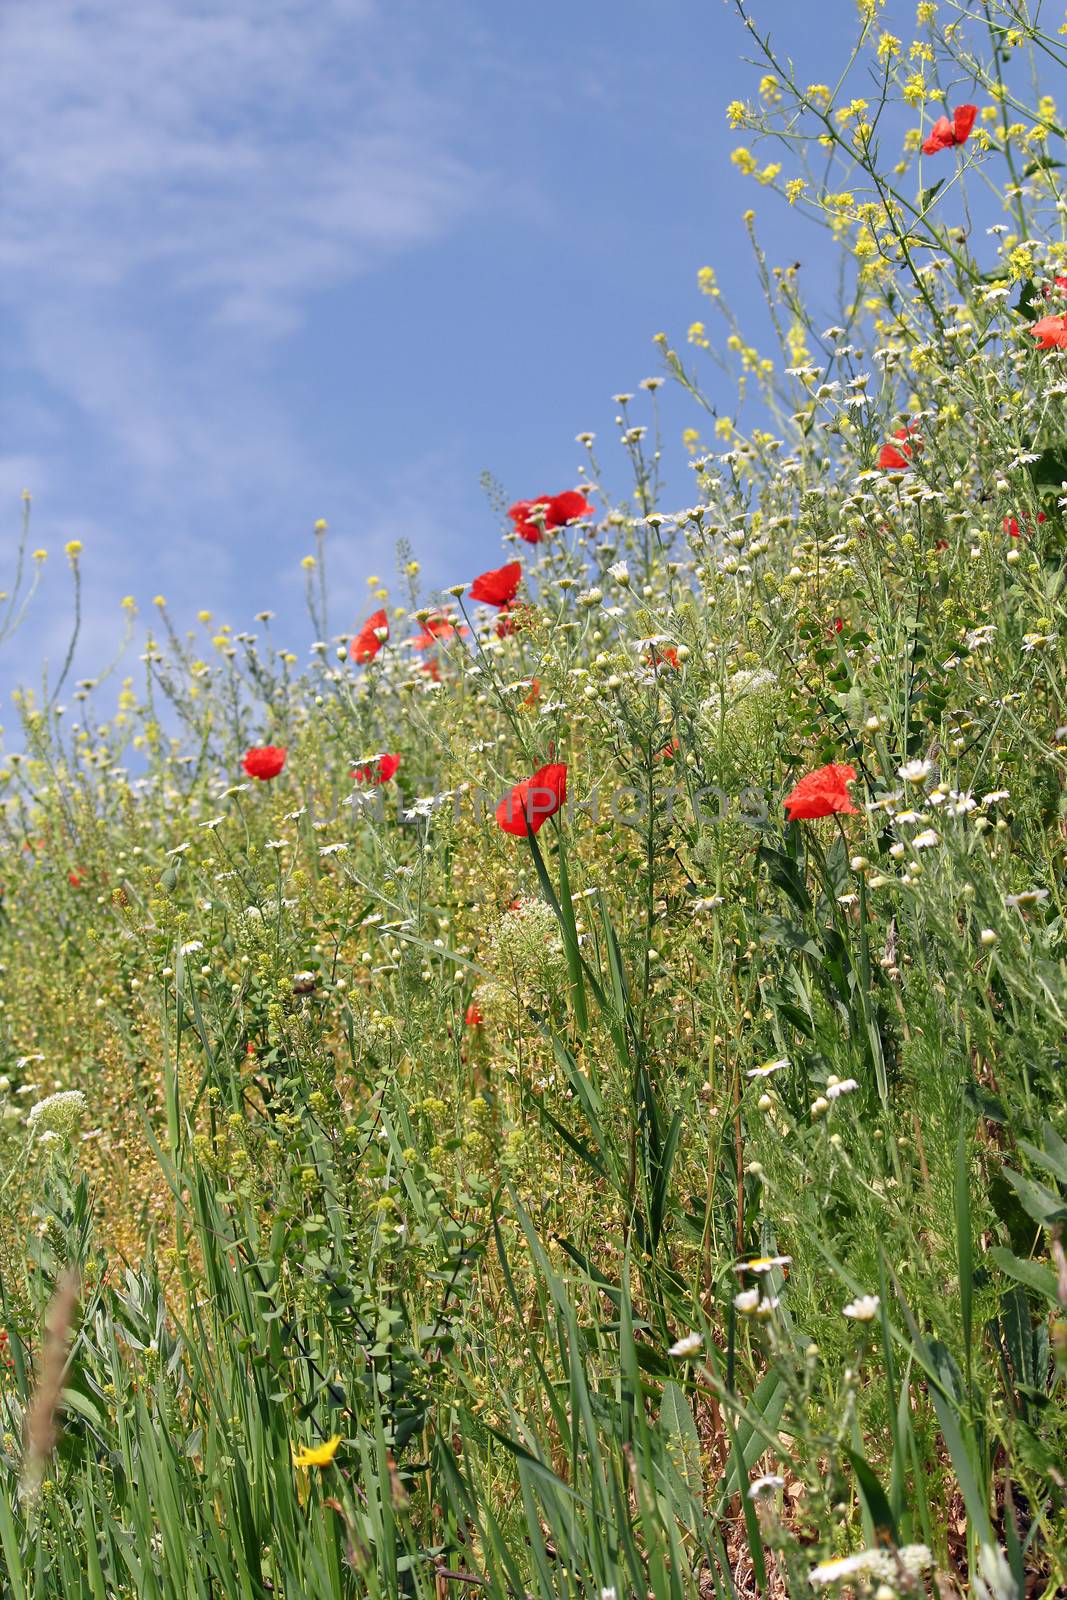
xmin=0 ymin=0 xmax=861 ymax=711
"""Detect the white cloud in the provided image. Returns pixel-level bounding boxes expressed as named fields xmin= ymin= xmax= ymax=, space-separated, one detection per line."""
xmin=0 ymin=0 xmax=486 ymax=689
xmin=1 ymin=0 xmax=474 ymax=323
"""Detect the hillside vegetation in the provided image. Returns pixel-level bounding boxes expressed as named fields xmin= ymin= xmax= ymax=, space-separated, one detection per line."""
xmin=1 ymin=3 xmax=1066 ymax=1596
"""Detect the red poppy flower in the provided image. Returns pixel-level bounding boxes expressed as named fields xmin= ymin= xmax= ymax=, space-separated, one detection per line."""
xmin=243 ymin=745 xmax=287 ymax=781
xmin=470 ymin=561 xmax=522 ymax=607
xmin=351 ymin=609 xmax=389 ymax=663
xmin=352 ymin=752 xmax=400 ymax=785
xmin=655 ymin=736 xmax=680 ymax=762
xmin=507 ymin=490 xmax=595 ymax=543
xmin=646 ymin=644 xmax=680 ymax=671
xmin=877 ymin=422 xmax=922 ymax=471
xmin=522 ymin=678 xmax=541 ymax=708
xmin=421 ymin=659 xmax=441 ymax=682
xmin=464 ymin=1002 xmax=483 ymax=1027
xmin=413 ymin=614 xmax=466 ymax=651
xmin=1003 ymin=512 xmax=1047 ymax=538
xmin=496 ymin=762 xmax=568 ymax=837
xmin=1032 ymin=313 xmax=1067 ymax=351
xmin=831 ymin=617 xmax=844 ymax=634
xmin=921 ymin=104 xmax=977 ymax=155
xmin=783 ymin=763 xmax=859 ymax=821
xmin=68 ymin=869 xmax=85 ymax=888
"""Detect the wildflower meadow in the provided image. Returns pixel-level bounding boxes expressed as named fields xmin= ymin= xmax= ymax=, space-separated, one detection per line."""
xmin=1 ymin=3 xmax=1066 ymax=1596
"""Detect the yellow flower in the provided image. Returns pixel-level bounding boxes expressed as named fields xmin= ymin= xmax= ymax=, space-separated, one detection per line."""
xmin=731 ymin=146 xmax=758 ymax=176
xmin=301 ymin=555 xmax=316 ymax=570
xmin=65 ymin=539 xmax=83 ymax=560
xmin=726 ymin=100 xmax=747 ymax=127
xmin=314 ymin=518 xmax=328 ymax=532
xmin=292 ymin=1434 xmax=342 ymax=1469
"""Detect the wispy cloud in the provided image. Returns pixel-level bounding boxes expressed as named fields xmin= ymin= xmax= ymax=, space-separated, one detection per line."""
xmin=1 ymin=0 xmax=475 ymax=326
xmin=0 ymin=0 xmax=484 ymax=675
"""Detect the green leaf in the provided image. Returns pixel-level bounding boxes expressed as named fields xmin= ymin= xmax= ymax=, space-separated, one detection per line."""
xmin=843 ymin=1447 xmax=898 ymax=1543
xmin=658 ymin=1381 xmax=703 ymax=1500
xmin=988 ymin=1247 xmax=1059 ymax=1306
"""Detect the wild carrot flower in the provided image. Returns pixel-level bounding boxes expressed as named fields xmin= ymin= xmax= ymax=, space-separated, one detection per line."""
xmin=783 ymin=764 xmax=858 ymax=820
xmin=242 ymin=746 xmax=287 ymax=781
xmin=27 ymin=1090 xmax=87 ymax=1136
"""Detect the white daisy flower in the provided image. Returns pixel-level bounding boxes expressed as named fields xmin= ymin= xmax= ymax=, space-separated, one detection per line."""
xmin=747 ymin=1057 xmax=789 ymax=1079
xmin=842 ymin=1294 xmax=880 ymax=1322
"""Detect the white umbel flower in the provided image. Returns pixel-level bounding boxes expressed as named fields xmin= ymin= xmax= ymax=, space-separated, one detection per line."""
xmin=27 ymin=1090 xmax=87 ymax=1137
